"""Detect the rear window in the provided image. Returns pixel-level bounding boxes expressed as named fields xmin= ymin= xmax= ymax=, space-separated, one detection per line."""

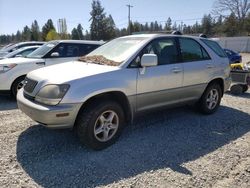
xmin=201 ymin=39 xmax=227 ymax=58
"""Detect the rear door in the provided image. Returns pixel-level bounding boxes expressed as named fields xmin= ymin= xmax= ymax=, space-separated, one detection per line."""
xmin=136 ymin=37 xmax=184 ymax=112
xmin=178 ymin=37 xmax=213 ymax=100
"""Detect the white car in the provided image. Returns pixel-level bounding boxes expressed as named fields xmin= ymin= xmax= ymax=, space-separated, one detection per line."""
xmin=0 ymin=46 xmax=40 ymax=60
xmin=0 ymin=41 xmax=45 ymax=57
xmin=0 ymin=40 xmax=103 ymax=96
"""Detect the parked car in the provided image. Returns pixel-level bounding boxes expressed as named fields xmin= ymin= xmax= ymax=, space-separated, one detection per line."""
xmin=0 ymin=41 xmax=45 ymax=57
xmin=17 ymin=34 xmax=231 ymax=150
xmin=224 ymin=48 xmax=242 ymax=64
xmin=0 ymin=46 xmax=40 ymax=60
xmin=0 ymin=40 xmax=104 ymax=96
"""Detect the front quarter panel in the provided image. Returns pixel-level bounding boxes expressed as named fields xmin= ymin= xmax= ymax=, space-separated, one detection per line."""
xmin=61 ymin=68 xmax=138 ymax=104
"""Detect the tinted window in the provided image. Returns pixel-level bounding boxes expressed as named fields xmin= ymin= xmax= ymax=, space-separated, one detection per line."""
xmin=201 ymin=39 xmax=227 ymax=58
xmin=142 ymin=38 xmax=179 ymax=65
xmin=79 ymin=44 xmax=100 ymax=56
xmin=20 ymin=48 xmax=36 ymax=56
xmin=179 ymin=38 xmax=210 ymax=62
xmin=49 ymin=43 xmax=80 ymax=57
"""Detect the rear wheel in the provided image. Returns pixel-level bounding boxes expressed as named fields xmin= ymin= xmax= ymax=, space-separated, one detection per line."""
xmin=76 ymin=100 xmax=125 ymax=150
xmin=198 ymin=83 xmax=222 ymax=114
xmin=11 ymin=76 xmax=25 ymax=97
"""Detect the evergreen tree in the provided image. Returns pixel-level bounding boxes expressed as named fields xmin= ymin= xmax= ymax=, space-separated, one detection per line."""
xmin=31 ymin=20 xmax=40 ymax=41
xmin=42 ymin=19 xmax=55 ymax=41
xmin=223 ymin=13 xmax=239 ymax=36
xmin=90 ymin=0 xmax=107 ymax=40
xmin=15 ymin=30 xmax=22 ymax=42
xmin=201 ymin=14 xmax=213 ymax=36
xmin=77 ymin=24 xmax=84 ymax=39
xmin=165 ymin=17 xmax=172 ymax=30
xmin=22 ymin=25 xmax=31 ymax=41
xmin=104 ymin=15 xmax=116 ymax=39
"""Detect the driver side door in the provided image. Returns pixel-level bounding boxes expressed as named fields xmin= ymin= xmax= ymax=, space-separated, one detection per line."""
xmin=136 ymin=37 xmax=184 ymax=112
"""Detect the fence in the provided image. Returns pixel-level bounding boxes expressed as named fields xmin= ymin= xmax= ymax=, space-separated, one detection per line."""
xmin=214 ymin=37 xmax=250 ymax=53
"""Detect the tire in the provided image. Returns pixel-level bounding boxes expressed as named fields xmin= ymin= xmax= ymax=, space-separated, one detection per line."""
xmin=76 ymin=100 xmax=125 ymax=150
xmin=198 ymin=83 xmax=222 ymax=114
xmin=230 ymin=84 xmax=243 ymax=95
xmin=11 ymin=76 xmax=25 ymax=97
xmin=241 ymin=84 xmax=248 ymax=93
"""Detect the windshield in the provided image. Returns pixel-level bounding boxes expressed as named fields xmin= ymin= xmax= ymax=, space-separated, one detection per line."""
xmin=80 ymin=37 xmax=147 ymax=66
xmin=27 ymin=42 xmax=58 ymax=58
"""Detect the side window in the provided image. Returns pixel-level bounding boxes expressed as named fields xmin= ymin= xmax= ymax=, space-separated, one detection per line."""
xmin=142 ymin=38 xmax=179 ymax=66
xmin=20 ymin=49 xmax=35 ymax=56
xmin=179 ymin=38 xmax=210 ymax=62
xmin=49 ymin=43 xmax=79 ymax=57
xmin=79 ymin=44 xmax=99 ymax=56
xmin=201 ymin=39 xmax=227 ymax=58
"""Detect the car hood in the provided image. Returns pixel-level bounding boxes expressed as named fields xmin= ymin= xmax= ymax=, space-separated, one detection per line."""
xmin=0 ymin=57 xmax=43 ymax=65
xmin=27 ymin=61 xmax=120 ymax=84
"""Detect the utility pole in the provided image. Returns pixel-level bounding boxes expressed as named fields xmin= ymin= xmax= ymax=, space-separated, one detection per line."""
xmin=126 ymin=4 xmax=133 ymax=35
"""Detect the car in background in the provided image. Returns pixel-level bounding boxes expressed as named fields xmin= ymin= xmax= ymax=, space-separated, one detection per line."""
xmin=0 ymin=41 xmax=45 ymax=57
xmin=224 ymin=48 xmax=242 ymax=64
xmin=0 ymin=40 xmax=104 ymax=96
xmin=17 ymin=34 xmax=231 ymax=150
xmin=0 ymin=46 xmax=40 ymax=60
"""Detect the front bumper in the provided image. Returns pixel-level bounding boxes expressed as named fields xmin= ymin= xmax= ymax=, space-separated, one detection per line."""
xmin=17 ymin=88 xmax=82 ymax=129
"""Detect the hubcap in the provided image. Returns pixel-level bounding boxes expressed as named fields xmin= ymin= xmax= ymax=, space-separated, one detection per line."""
xmin=94 ymin=110 xmax=119 ymax=142
xmin=206 ymin=89 xmax=219 ymax=110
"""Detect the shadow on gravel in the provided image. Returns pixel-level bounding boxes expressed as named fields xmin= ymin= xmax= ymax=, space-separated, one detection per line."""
xmin=225 ymin=91 xmax=250 ymax=99
xmin=16 ymin=106 xmax=250 ymax=187
xmin=0 ymin=95 xmax=17 ymax=111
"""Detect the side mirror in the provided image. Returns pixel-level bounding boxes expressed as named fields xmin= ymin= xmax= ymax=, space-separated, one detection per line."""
xmin=141 ymin=54 xmax=158 ymax=67
xmin=50 ymin=52 xmax=59 ymax=57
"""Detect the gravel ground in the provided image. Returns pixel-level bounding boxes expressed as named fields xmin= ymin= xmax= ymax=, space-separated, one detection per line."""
xmin=0 ymin=91 xmax=249 ymax=188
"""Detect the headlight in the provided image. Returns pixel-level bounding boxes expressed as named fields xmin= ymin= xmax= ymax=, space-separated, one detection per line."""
xmin=0 ymin=64 xmax=17 ymax=73
xmin=35 ymin=84 xmax=70 ymax=105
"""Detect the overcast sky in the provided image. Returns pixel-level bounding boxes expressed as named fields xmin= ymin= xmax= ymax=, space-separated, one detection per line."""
xmin=0 ymin=0 xmax=215 ymax=35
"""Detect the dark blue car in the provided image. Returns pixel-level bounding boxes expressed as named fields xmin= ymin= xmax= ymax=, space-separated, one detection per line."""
xmin=224 ymin=49 xmax=242 ymax=64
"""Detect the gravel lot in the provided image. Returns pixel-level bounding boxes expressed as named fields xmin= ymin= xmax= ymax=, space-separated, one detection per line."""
xmin=0 ymin=91 xmax=250 ymax=188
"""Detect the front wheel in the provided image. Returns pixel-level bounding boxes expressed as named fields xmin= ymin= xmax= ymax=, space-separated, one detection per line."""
xmin=198 ymin=83 xmax=222 ymax=114
xmin=76 ymin=100 xmax=125 ymax=150
xmin=11 ymin=76 xmax=25 ymax=97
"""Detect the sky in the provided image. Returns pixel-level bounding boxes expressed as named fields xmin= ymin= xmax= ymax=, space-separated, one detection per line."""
xmin=0 ymin=0 xmax=215 ymax=35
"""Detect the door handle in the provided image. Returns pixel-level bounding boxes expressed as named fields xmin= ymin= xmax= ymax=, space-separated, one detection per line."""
xmin=36 ymin=62 xmax=45 ymax=66
xmin=206 ymin=63 xmax=214 ymax=69
xmin=172 ymin=67 xmax=182 ymax=73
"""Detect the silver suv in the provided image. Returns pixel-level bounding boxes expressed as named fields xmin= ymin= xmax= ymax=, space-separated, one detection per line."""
xmin=17 ymin=34 xmax=231 ymax=150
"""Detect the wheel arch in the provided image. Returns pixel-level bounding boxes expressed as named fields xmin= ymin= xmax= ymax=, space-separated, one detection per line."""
xmin=77 ymin=91 xmax=133 ymax=124
xmin=207 ymin=77 xmax=224 ymax=96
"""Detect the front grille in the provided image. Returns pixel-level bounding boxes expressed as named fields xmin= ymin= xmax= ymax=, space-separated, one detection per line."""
xmin=23 ymin=77 xmax=38 ymax=93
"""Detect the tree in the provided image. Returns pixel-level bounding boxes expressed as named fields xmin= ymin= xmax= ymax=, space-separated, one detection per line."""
xmin=22 ymin=25 xmax=31 ymax=41
xmin=213 ymin=0 xmax=250 ymax=29
xmin=165 ymin=17 xmax=172 ymax=31
xmin=77 ymin=24 xmax=84 ymax=39
xmin=42 ymin=19 xmax=55 ymax=40
xmin=222 ymin=13 xmax=239 ymax=36
xmin=90 ymin=0 xmax=107 ymax=40
xmin=31 ymin=20 xmax=40 ymax=41
xmin=45 ymin=29 xmax=59 ymax=41
xmin=15 ymin=30 xmax=22 ymax=42
xmin=201 ymin=14 xmax=214 ymax=35
xmin=104 ymin=15 xmax=116 ymax=39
